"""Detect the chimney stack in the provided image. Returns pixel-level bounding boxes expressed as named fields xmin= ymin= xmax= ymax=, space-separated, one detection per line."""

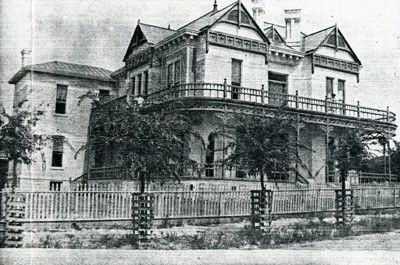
xmin=251 ymin=0 xmax=265 ymax=23
xmin=21 ymin=49 xmax=32 ymax=68
xmin=284 ymin=9 xmax=301 ymax=49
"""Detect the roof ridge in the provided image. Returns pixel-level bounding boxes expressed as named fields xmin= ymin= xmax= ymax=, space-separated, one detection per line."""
xmin=305 ymin=25 xmax=335 ymax=38
xmin=139 ymin=22 xmax=176 ymax=31
xmin=178 ymin=1 xmax=236 ymax=30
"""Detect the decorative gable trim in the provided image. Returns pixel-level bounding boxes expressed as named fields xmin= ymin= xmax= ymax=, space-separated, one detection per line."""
xmin=208 ymin=1 xmax=270 ymax=44
xmin=208 ymin=30 xmax=268 ymax=62
xmin=123 ymin=25 xmax=149 ymax=62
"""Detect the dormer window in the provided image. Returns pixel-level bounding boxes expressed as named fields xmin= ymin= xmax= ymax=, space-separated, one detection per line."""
xmin=227 ymin=10 xmax=250 ymax=25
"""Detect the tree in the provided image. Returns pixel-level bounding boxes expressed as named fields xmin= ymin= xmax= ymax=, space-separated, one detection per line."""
xmin=330 ymin=129 xmax=370 ymax=190
xmin=224 ymin=113 xmax=304 ymax=191
xmin=89 ymin=102 xmax=197 ymax=193
xmin=0 ymin=110 xmax=41 ymax=190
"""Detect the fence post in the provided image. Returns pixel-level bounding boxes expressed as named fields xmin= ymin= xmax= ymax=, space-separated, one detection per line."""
xmin=5 ymin=193 xmax=26 ymax=248
xmin=335 ymin=189 xmax=354 ymax=226
xmin=217 ymin=192 xmax=222 ymax=220
xmin=132 ymin=192 xmax=154 ymax=249
xmin=251 ymin=190 xmax=273 ymax=233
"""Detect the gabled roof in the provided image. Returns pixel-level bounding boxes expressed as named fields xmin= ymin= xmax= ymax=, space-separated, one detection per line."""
xmin=304 ymin=25 xmax=361 ymax=64
xmin=264 ymin=22 xmax=307 ymax=40
xmin=9 ymin=61 xmax=114 ymax=84
xmin=140 ymin=23 xmax=176 ymax=44
xmin=303 ymin=25 xmax=335 ymax=53
xmin=179 ymin=1 xmax=269 ymax=43
xmin=123 ymin=23 xmax=176 ymax=62
xmin=264 ymin=26 xmax=285 ymax=43
xmin=178 ymin=2 xmax=237 ymax=31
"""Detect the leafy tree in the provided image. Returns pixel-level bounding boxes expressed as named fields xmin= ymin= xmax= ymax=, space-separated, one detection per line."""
xmin=330 ymin=129 xmax=370 ymax=190
xmin=224 ymin=113 xmax=304 ymax=190
xmin=0 ymin=110 xmax=41 ymax=190
xmin=89 ymin=102 xmax=197 ymax=193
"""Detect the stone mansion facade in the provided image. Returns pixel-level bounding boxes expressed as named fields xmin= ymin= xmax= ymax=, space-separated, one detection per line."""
xmin=6 ymin=0 xmax=397 ymax=191
xmin=85 ymin=1 xmax=396 ymax=190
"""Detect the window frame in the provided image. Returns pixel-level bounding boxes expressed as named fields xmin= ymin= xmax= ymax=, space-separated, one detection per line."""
xmin=55 ymin=84 xmax=68 ymax=114
xmin=51 ymin=135 xmax=64 ymax=168
xmin=326 ymin=77 xmax=334 ymax=98
xmin=143 ymin=70 xmax=149 ymax=96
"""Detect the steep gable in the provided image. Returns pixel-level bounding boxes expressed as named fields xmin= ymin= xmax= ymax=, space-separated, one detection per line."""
xmin=123 ymin=23 xmax=176 ymax=62
xmin=210 ymin=1 xmax=269 ymax=43
xmin=265 ymin=26 xmax=284 ymax=43
xmin=304 ymin=25 xmax=361 ymax=64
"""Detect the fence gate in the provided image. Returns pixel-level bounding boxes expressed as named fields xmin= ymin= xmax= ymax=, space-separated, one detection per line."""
xmin=5 ymin=193 xmax=26 ymax=247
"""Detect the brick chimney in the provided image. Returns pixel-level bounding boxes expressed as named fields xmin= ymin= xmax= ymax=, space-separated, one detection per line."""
xmin=21 ymin=49 xmax=32 ymax=67
xmin=284 ymin=9 xmax=301 ymax=49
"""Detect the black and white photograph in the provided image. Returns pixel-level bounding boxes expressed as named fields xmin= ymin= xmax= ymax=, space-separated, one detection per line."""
xmin=0 ymin=0 xmax=400 ymax=264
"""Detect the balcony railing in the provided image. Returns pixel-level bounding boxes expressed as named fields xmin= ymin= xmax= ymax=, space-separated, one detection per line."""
xmin=145 ymin=83 xmax=396 ymax=123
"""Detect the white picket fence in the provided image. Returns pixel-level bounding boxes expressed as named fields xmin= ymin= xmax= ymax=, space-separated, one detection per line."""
xmin=1 ymin=187 xmax=400 ymax=223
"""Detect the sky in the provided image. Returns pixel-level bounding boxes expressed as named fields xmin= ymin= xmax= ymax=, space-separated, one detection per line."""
xmin=0 ymin=0 xmax=399 ymax=136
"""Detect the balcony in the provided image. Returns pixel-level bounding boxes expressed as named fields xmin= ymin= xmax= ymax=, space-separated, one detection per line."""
xmin=144 ymin=83 xmax=396 ymax=125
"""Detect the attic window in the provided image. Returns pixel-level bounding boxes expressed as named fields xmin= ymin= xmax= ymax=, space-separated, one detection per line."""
xmin=227 ymin=10 xmax=250 ymax=25
xmin=338 ymin=35 xmax=345 ymax=47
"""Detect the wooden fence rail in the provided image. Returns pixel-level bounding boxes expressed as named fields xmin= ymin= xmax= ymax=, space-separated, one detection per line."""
xmin=1 ymin=187 xmax=400 ymax=222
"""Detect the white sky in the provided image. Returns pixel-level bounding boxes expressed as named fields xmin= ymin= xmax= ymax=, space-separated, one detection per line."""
xmin=0 ymin=0 xmax=399 ymax=136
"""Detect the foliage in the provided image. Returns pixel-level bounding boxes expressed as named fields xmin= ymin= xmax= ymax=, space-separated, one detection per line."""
xmin=224 ymin=112 xmax=303 ymax=190
xmin=329 ymin=129 xmax=372 ymax=187
xmin=90 ymin=102 xmax=198 ymax=191
xmin=0 ymin=110 xmax=42 ymax=188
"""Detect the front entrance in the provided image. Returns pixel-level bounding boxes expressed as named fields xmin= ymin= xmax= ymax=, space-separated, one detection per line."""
xmin=268 ymin=72 xmax=288 ymax=106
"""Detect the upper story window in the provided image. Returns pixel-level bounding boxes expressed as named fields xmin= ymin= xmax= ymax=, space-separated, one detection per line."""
xmin=167 ymin=60 xmax=181 ymax=88
xmin=131 ymin=76 xmax=136 ymax=95
xmin=268 ymin=72 xmax=288 ymax=106
xmin=52 ymin=135 xmax=64 ymax=167
xmin=231 ymin=59 xmax=242 ymax=99
xmin=137 ymin=73 xmax=142 ymax=96
xmin=227 ymin=10 xmax=250 ymax=25
xmin=338 ymin=79 xmax=345 ymax=103
xmin=143 ymin=71 xmax=149 ymax=96
xmin=326 ymin=77 xmax=334 ymax=98
xmin=55 ymin=85 xmax=68 ymax=114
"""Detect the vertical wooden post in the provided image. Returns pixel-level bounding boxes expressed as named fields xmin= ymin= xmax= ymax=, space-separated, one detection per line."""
xmin=223 ymin=78 xmax=227 ymax=99
xmin=261 ymin=84 xmax=265 ymax=104
xmin=325 ymin=95 xmax=329 ymax=113
xmin=295 ymin=90 xmax=299 ymax=109
xmin=357 ymin=101 xmax=360 ymax=118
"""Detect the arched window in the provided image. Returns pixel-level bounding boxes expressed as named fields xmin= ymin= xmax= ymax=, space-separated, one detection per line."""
xmin=227 ymin=10 xmax=250 ymax=25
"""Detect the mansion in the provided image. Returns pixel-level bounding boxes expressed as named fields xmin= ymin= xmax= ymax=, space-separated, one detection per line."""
xmin=85 ymin=0 xmax=396 ymax=190
xmin=6 ymin=0 xmax=397 ymax=191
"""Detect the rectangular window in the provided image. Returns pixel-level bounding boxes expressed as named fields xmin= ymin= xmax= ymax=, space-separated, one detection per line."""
xmin=55 ymin=85 xmax=68 ymax=114
xmin=231 ymin=59 xmax=242 ymax=99
xmin=268 ymin=72 xmax=288 ymax=106
xmin=338 ymin=79 xmax=345 ymax=103
xmin=131 ymin=77 xmax=136 ymax=95
xmin=174 ymin=60 xmax=181 ymax=84
xmin=167 ymin=63 xmax=174 ymax=88
xmin=99 ymin=89 xmax=110 ymax=103
xmin=52 ymin=136 xmax=64 ymax=167
xmin=50 ymin=181 xmax=62 ymax=191
xmin=137 ymin=73 xmax=142 ymax=95
xmin=326 ymin=77 xmax=334 ymax=98
xmin=143 ymin=71 xmax=149 ymax=96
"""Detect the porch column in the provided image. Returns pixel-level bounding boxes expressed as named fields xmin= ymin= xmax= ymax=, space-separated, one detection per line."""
xmin=320 ymin=118 xmax=333 ymax=184
xmin=295 ymin=114 xmax=305 ymax=182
